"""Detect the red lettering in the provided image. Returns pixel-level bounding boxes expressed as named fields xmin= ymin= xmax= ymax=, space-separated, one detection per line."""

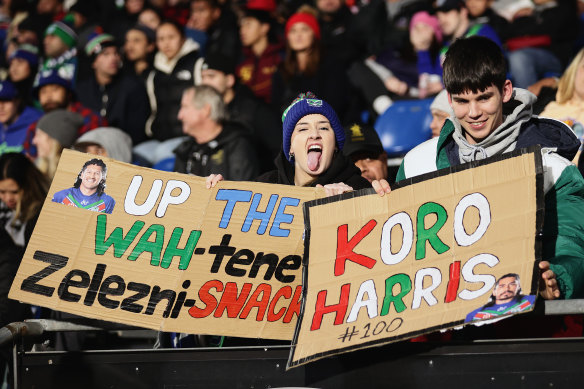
xmin=240 ymin=283 xmax=271 ymax=321
xmin=188 ymin=280 xmax=223 ymax=318
xmin=444 ymin=261 xmax=461 ymax=303
xmin=310 ymin=283 xmax=351 ymax=331
xmin=267 ymin=286 xmax=292 ymax=322
xmin=335 ymin=220 xmax=377 ymax=276
xmin=283 ymin=285 xmax=302 ymax=323
xmin=214 ymin=282 xmax=252 ymax=318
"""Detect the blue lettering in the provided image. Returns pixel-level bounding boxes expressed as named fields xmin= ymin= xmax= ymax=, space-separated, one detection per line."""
xmin=269 ymin=197 xmax=300 ymax=237
xmin=242 ymin=194 xmax=279 ymax=235
xmin=216 ymin=189 xmax=252 ymax=229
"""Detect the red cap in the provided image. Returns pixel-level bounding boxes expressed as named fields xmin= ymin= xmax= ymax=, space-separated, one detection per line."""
xmin=285 ymin=12 xmax=320 ymax=40
xmin=246 ymin=0 xmax=276 ymax=12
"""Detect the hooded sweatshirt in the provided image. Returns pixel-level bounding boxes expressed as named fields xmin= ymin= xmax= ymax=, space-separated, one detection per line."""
xmin=396 ymin=88 xmax=584 ymax=299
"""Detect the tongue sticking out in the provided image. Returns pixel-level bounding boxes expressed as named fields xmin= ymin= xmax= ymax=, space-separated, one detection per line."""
xmin=307 ymin=150 xmax=322 ymax=171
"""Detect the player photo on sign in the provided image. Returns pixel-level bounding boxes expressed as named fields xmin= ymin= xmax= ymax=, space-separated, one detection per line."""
xmin=52 ymin=158 xmax=115 ymax=214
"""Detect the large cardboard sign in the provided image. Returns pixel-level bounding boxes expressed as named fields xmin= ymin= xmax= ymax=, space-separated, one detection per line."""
xmin=289 ymin=148 xmax=543 ymax=368
xmin=9 ymin=150 xmax=324 ymax=340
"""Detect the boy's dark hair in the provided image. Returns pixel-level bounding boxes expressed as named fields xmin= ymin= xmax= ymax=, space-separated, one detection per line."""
xmin=73 ymin=158 xmax=107 ymax=196
xmin=443 ymin=36 xmax=507 ymax=95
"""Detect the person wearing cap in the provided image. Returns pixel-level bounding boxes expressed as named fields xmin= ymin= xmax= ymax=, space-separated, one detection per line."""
xmin=76 ymin=31 xmax=150 ymax=145
xmin=271 ymin=6 xmax=349 ymax=118
xmin=236 ymin=5 xmax=283 ymax=104
xmin=32 ymin=109 xmax=84 ymax=179
xmin=174 ymin=85 xmax=259 ymax=181
xmin=123 ymin=24 xmax=156 ymax=79
xmin=8 ymin=44 xmax=39 ymax=105
xmin=412 ymin=0 xmax=501 ymax=91
xmin=0 ymin=80 xmax=43 ymax=156
xmin=195 ymin=52 xmax=281 ymax=173
xmin=342 ymin=123 xmax=389 ymax=183
xmin=41 ymin=15 xmax=78 ymax=83
xmin=316 ymin=0 xmax=359 ymax=68
xmin=429 ymin=89 xmax=453 ymax=138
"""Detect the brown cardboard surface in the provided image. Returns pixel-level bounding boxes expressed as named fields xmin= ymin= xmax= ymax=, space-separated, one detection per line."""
xmin=289 ymin=149 xmax=543 ymax=367
xmin=9 ymin=150 xmax=323 ymax=340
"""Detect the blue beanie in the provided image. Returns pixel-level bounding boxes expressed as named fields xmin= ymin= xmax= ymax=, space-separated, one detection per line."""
xmin=281 ymin=92 xmax=344 ymax=163
xmin=9 ymin=44 xmax=39 ymax=69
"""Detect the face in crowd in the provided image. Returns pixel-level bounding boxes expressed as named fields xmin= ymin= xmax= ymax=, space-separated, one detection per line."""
xmin=156 ymin=22 xmax=184 ymax=61
xmin=0 ymin=177 xmax=21 ymax=210
xmin=290 ymin=114 xmax=336 ymax=185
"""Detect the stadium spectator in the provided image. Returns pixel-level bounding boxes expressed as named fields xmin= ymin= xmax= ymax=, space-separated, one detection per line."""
xmin=271 ymin=7 xmax=349 ymax=118
xmin=174 ymin=85 xmax=259 ymax=180
xmin=465 ymin=0 xmax=509 ymax=41
xmin=343 ymin=122 xmax=388 ymax=183
xmin=236 ymin=6 xmax=283 ymax=104
xmin=8 ymin=44 xmax=39 ymax=105
xmin=145 ymin=19 xmax=200 ymax=142
xmin=316 ymin=0 xmax=358 ymax=68
xmin=0 ymin=80 xmax=42 ymax=156
xmin=41 ymin=16 xmax=78 ymax=82
xmin=185 ymin=0 xmax=240 ymax=60
xmin=74 ymin=127 xmax=133 ymax=164
xmin=32 ymin=109 xmax=84 ymax=179
xmin=76 ymin=31 xmax=150 ymax=145
xmin=429 ymin=89 xmax=452 ymax=138
xmin=138 ymin=7 xmax=162 ymax=31
xmin=196 ymin=52 xmax=281 ymax=173
xmin=394 ymin=36 xmax=584 ymax=300
xmin=123 ymin=24 xmax=156 ymax=79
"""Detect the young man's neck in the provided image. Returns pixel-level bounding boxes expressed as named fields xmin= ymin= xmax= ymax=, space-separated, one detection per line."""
xmin=134 ymin=59 xmax=149 ymax=75
xmin=223 ymin=88 xmax=235 ymax=105
xmin=251 ymin=36 xmax=268 ymax=57
xmin=453 ymin=18 xmax=470 ymax=40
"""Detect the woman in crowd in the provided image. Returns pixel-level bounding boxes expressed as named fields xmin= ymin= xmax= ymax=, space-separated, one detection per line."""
xmin=32 ymin=109 xmax=85 ymax=180
xmin=0 ymin=152 xmax=49 ymax=247
xmin=270 ymin=7 xmax=348 ymax=118
xmin=207 ymin=92 xmax=391 ymax=196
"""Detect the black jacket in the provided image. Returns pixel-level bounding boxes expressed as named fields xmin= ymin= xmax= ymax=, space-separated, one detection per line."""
xmin=76 ymin=73 xmax=150 ymax=145
xmin=257 ymin=150 xmax=371 ymax=190
xmin=173 ymin=122 xmax=260 ymax=181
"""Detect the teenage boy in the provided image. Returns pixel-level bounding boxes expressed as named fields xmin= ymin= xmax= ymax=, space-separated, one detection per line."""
xmin=388 ymin=36 xmax=584 ymax=300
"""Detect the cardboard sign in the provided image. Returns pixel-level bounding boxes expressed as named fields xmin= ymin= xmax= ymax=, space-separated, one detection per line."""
xmin=9 ymin=150 xmax=324 ymax=340
xmin=288 ymin=148 xmax=543 ymax=368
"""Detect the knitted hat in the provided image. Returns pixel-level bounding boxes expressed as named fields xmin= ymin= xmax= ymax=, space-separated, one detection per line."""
xmin=33 ymin=68 xmax=74 ymax=96
xmin=85 ymin=31 xmax=118 ymax=57
xmin=9 ymin=44 xmax=39 ymax=69
xmin=410 ymin=11 xmax=442 ymax=43
xmin=246 ymin=0 xmax=277 ymax=12
xmin=281 ymin=92 xmax=344 ymax=163
xmin=0 ymin=80 xmax=18 ymax=100
xmin=37 ymin=109 xmax=84 ymax=147
xmin=45 ymin=18 xmax=77 ymax=48
xmin=75 ymin=127 xmax=133 ymax=163
xmin=342 ymin=123 xmax=384 ymax=158
xmin=285 ymin=12 xmax=321 ymax=40
xmin=430 ymin=89 xmax=452 ymax=114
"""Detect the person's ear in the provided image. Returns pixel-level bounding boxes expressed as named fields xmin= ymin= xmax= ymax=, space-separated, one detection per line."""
xmin=501 ymin=79 xmax=513 ymax=103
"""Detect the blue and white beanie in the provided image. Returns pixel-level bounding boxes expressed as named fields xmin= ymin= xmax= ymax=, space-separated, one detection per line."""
xmin=281 ymin=92 xmax=344 ymax=163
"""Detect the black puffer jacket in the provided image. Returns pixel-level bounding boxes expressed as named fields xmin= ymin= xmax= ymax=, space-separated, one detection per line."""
xmin=257 ymin=150 xmax=371 ymax=190
xmin=173 ymin=121 xmax=260 ymax=181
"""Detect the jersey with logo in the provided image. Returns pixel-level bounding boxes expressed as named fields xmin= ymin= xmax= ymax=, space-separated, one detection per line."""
xmin=465 ymin=295 xmax=535 ymax=323
xmin=52 ymin=187 xmax=115 ymax=214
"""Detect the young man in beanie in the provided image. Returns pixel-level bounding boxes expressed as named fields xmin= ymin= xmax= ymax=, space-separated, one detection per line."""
xmin=236 ymin=6 xmax=283 ymax=104
xmin=174 ymin=85 xmax=259 ymax=181
xmin=41 ymin=16 xmax=78 ymax=82
xmin=342 ymin=122 xmax=389 ymax=183
xmin=195 ymin=52 xmax=281 ymax=172
xmin=77 ymin=31 xmax=150 ymax=145
xmin=8 ymin=44 xmax=39 ymax=105
xmin=0 ymin=80 xmax=43 ymax=155
xmin=394 ymin=36 xmax=584 ymax=301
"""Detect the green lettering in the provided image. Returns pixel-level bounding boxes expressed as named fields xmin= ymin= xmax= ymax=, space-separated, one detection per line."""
xmin=128 ymin=224 xmax=165 ymax=264
xmin=415 ymin=202 xmax=450 ymax=260
xmin=161 ymin=229 xmax=201 ymax=270
xmin=380 ymin=273 xmax=412 ymax=315
xmin=95 ymin=214 xmax=145 ymax=257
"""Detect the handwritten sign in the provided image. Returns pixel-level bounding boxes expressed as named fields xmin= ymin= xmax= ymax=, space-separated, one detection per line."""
xmin=288 ymin=148 xmax=543 ymax=367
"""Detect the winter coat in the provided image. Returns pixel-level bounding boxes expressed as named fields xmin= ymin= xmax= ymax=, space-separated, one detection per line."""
xmin=0 ymin=106 xmax=43 ymax=155
xmin=396 ymin=88 xmax=584 ymax=299
xmin=236 ymin=42 xmax=283 ymax=104
xmin=146 ymin=39 xmax=200 ymax=141
xmin=257 ymin=149 xmax=371 ymax=190
xmin=173 ymin=121 xmax=259 ymax=181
